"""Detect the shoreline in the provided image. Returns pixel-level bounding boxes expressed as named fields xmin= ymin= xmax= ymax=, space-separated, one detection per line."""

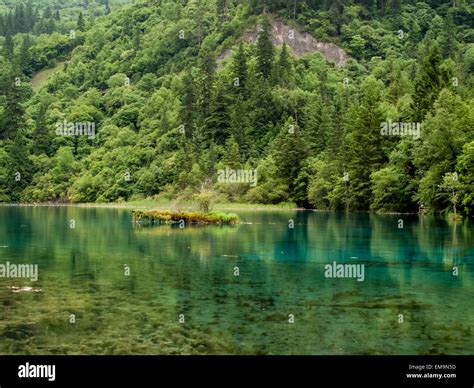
xmin=0 ymin=201 xmax=428 ymax=215
xmin=0 ymin=201 xmax=301 ymax=212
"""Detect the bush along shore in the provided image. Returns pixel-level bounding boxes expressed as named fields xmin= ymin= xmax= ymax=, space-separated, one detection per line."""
xmin=132 ymin=210 xmax=239 ymax=225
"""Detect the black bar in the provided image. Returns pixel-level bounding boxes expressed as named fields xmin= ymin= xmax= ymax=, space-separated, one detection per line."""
xmin=0 ymin=356 xmax=472 ymax=387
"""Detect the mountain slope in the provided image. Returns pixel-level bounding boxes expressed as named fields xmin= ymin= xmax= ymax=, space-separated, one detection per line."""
xmin=0 ymin=0 xmax=473 ymax=216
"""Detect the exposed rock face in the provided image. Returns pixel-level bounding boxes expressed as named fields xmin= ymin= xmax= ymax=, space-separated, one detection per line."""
xmin=217 ymin=17 xmax=348 ymax=68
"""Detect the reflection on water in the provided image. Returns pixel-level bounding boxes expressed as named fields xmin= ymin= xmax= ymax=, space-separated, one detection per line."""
xmin=0 ymin=207 xmax=472 ymax=355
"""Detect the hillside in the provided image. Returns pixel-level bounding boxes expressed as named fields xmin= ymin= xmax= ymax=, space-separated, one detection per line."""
xmin=0 ymin=0 xmax=473 ymax=216
xmin=31 ymin=60 xmax=66 ymax=91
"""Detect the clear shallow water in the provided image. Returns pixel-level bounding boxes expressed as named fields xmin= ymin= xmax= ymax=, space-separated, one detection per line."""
xmin=0 ymin=206 xmax=473 ymax=355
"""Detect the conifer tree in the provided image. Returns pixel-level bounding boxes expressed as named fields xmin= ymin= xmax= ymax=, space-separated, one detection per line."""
xmin=256 ymin=16 xmax=274 ymax=79
xmin=216 ymin=0 xmax=228 ymax=22
xmin=77 ymin=12 xmax=85 ymax=32
xmin=196 ymin=39 xmax=216 ymax=121
xmin=3 ymin=33 xmax=14 ymax=58
xmin=1 ymin=73 xmax=27 ymax=140
xmin=105 ymin=0 xmax=111 ymax=15
xmin=232 ymin=42 xmax=247 ymax=95
xmin=43 ymin=6 xmax=52 ymax=20
xmin=5 ymin=130 xmax=30 ymax=201
xmin=18 ymin=35 xmax=31 ymax=75
xmin=345 ymin=76 xmax=386 ymax=210
xmin=270 ymin=117 xmax=309 ymax=195
xmin=33 ymin=103 xmax=53 ymax=156
xmin=277 ymin=42 xmax=292 ymax=85
xmin=223 ymin=136 xmax=241 ymax=169
xmin=440 ymin=12 xmax=456 ymax=59
xmin=411 ymin=43 xmax=448 ymax=122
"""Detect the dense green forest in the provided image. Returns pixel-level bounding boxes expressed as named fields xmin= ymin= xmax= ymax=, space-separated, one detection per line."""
xmin=0 ymin=0 xmax=473 ymax=216
xmin=0 ymin=0 xmax=115 ymax=36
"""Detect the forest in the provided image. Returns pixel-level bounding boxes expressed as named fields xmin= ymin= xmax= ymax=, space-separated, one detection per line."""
xmin=0 ymin=0 xmax=472 ymax=216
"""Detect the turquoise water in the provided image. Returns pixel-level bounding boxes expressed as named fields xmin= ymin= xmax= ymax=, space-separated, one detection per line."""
xmin=0 ymin=206 xmax=473 ymax=355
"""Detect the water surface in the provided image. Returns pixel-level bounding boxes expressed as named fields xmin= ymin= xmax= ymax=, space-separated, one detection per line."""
xmin=0 ymin=207 xmax=472 ymax=355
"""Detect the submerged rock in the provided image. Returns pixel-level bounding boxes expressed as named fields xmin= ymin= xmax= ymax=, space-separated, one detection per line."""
xmin=7 ymin=286 xmax=42 ymax=293
xmin=2 ymin=322 xmax=38 ymax=340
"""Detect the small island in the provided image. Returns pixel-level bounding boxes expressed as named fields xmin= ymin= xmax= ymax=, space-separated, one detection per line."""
xmin=132 ymin=210 xmax=239 ymax=225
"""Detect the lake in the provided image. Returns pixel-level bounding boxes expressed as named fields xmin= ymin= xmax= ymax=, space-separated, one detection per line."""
xmin=0 ymin=206 xmax=473 ymax=355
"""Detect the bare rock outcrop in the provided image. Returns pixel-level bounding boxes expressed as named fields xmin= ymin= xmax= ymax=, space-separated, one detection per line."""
xmin=217 ymin=17 xmax=348 ymax=68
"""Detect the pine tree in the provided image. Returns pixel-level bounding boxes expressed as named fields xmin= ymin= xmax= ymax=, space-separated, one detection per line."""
xmin=247 ymin=76 xmax=275 ymax=156
xmin=230 ymin=95 xmax=250 ymax=157
xmin=440 ymin=12 xmax=457 ymax=59
xmin=248 ymin=0 xmax=266 ymax=14
xmin=1 ymin=74 xmax=26 ymax=140
xmin=271 ymin=117 xmax=309 ymax=195
xmin=216 ymin=0 xmax=228 ymax=22
xmin=45 ymin=18 xmax=55 ymax=34
xmin=104 ymin=0 xmax=111 ymax=14
xmin=207 ymin=76 xmax=232 ymax=145
xmin=189 ymin=0 xmax=206 ymax=47
xmin=180 ymin=70 xmax=196 ymax=140
xmin=5 ymin=130 xmax=31 ymax=201
xmin=276 ymin=42 xmax=292 ymax=85
xmin=232 ymin=42 xmax=247 ymax=95
xmin=345 ymin=76 xmax=386 ymax=210
xmin=256 ymin=16 xmax=275 ymax=79
xmin=18 ymin=35 xmax=31 ymax=75
xmin=196 ymin=40 xmax=216 ymax=121
xmin=411 ymin=43 xmax=448 ymax=122
xmin=25 ymin=2 xmax=34 ymax=32
xmin=3 ymin=34 xmax=14 ymax=58
xmin=223 ymin=136 xmax=241 ymax=169
xmin=32 ymin=8 xmax=39 ymax=33
xmin=329 ymin=0 xmax=346 ymax=35
xmin=387 ymin=59 xmax=409 ymax=103
xmin=133 ymin=27 xmax=141 ymax=52
xmin=77 ymin=12 xmax=85 ymax=32
xmin=6 ymin=11 xmax=13 ymax=35
xmin=33 ymin=109 xmax=53 ymax=156
xmin=15 ymin=4 xmax=26 ymax=33
xmin=43 ymin=6 xmax=52 ymax=20
xmin=303 ymin=96 xmax=335 ymax=154
xmin=388 ymin=0 xmax=402 ymax=13
xmin=13 ymin=6 xmax=20 ymax=33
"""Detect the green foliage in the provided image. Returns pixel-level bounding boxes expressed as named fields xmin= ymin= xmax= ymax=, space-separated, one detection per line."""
xmin=307 ymin=157 xmax=345 ymax=210
xmin=132 ymin=209 xmax=239 ymax=225
xmin=0 ymin=0 xmax=472 ymax=219
xmin=193 ymin=188 xmax=216 ymax=213
xmin=457 ymin=141 xmax=474 ymax=215
xmin=411 ymin=43 xmax=449 ymax=122
xmin=76 ymin=12 xmax=85 ymax=32
xmin=371 ymin=166 xmax=413 ymax=212
xmin=256 ymin=16 xmax=274 ymax=80
xmin=345 ymin=76 xmax=386 ymax=210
